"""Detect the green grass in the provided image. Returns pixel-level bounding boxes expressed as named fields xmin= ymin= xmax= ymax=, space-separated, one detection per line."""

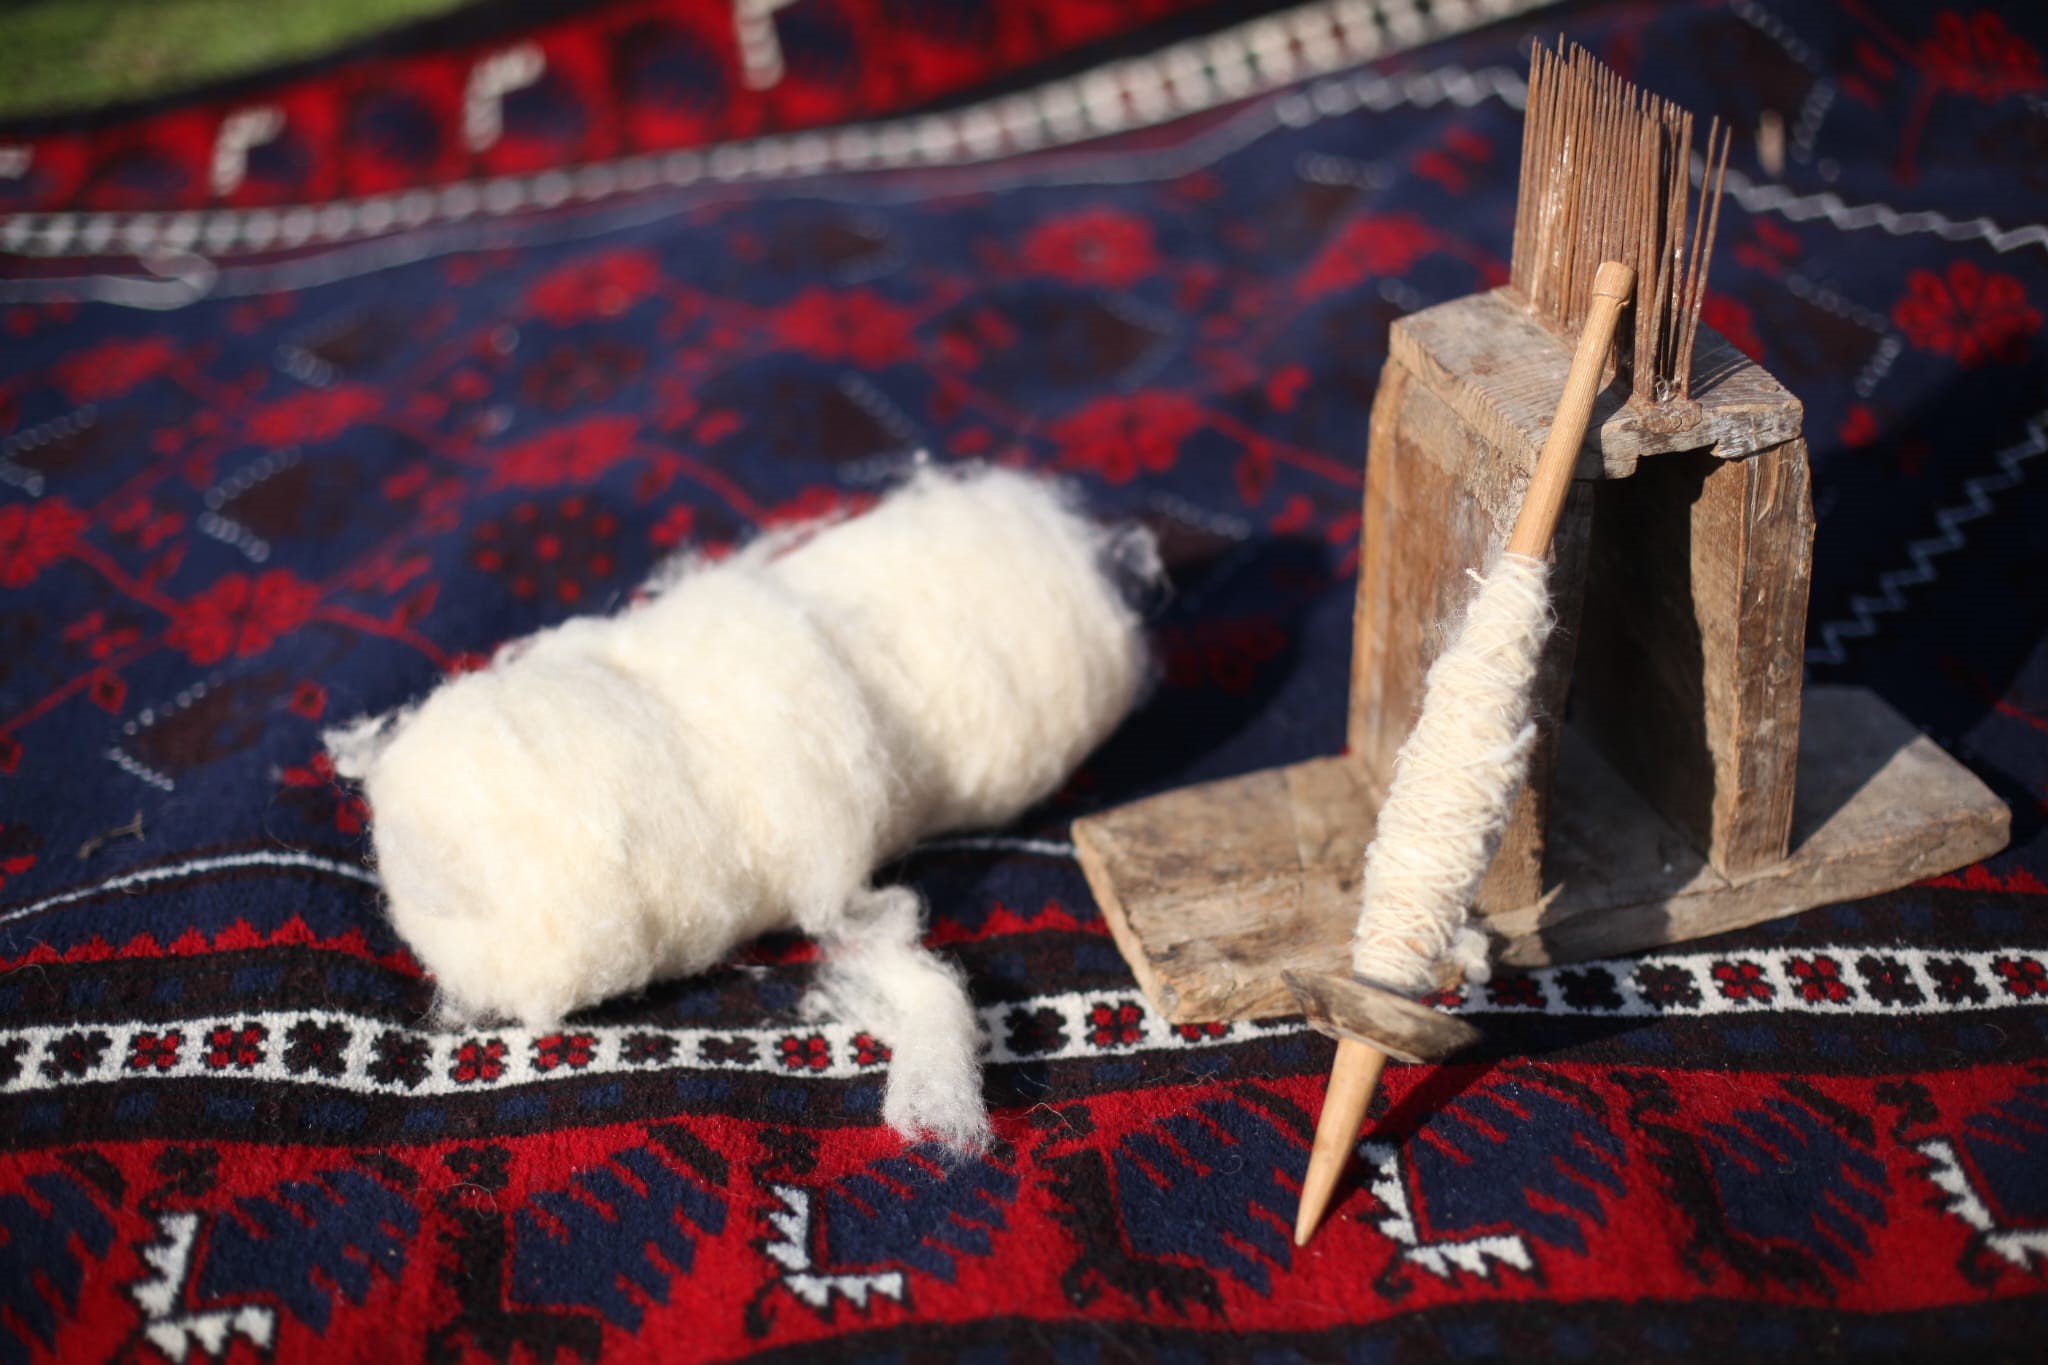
xmin=0 ymin=0 xmax=473 ymax=120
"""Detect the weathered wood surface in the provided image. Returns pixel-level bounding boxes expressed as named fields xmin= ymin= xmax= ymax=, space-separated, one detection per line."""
xmin=1072 ymin=685 xmax=2008 ymax=1023
xmin=1485 ymin=682 xmax=2007 ymax=965
xmin=1348 ymin=359 xmax=1593 ymax=914
xmin=1072 ymin=756 xmax=1376 ymax=1023
xmin=1363 ymin=304 xmax=1810 ymax=889
xmin=1283 ymin=971 xmax=1481 ymax=1063
xmin=1573 ymin=439 xmax=1815 ymax=879
xmin=1389 ymin=287 xmax=1805 ymax=479
xmin=1078 ymin=285 xmax=1980 ymax=1028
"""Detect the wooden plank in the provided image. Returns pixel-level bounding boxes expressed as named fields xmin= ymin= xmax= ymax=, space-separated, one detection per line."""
xmin=1071 ymin=756 xmax=1374 ymax=1023
xmin=1389 ymin=288 xmax=1805 ymax=479
xmin=1572 ymin=439 xmax=1815 ymax=878
xmin=1348 ymin=359 xmax=1590 ymax=913
xmin=1073 ymin=686 xmax=2007 ymax=1021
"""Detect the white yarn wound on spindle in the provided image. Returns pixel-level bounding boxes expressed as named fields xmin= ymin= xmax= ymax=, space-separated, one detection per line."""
xmin=326 ymin=464 xmax=1153 ymax=1150
xmin=1352 ymin=551 xmax=1555 ymax=998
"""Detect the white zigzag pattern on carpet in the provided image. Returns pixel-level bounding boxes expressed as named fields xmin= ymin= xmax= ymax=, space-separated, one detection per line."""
xmin=1718 ymin=164 xmax=2048 ymax=257
xmin=1809 ymin=410 xmax=2048 ymax=665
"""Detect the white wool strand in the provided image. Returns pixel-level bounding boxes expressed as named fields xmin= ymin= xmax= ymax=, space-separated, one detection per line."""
xmin=1352 ymin=552 xmax=1554 ymax=997
xmin=803 ymin=887 xmax=990 ymax=1152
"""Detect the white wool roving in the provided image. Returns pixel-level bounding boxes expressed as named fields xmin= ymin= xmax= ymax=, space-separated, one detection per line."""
xmin=1351 ymin=551 xmax=1554 ymax=997
xmin=327 ymin=464 xmax=1151 ymax=1149
xmin=771 ymin=465 xmax=1154 ymax=837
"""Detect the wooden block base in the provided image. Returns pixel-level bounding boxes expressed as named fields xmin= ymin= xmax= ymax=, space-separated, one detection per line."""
xmin=1072 ymin=685 xmax=2010 ymax=1024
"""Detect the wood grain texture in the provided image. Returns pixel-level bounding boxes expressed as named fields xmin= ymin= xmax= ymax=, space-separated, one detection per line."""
xmin=1389 ymin=288 xmax=1804 ymax=479
xmin=1071 ymin=756 xmax=1375 ymax=1023
xmin=1573 ymin=438 xmax=1815 ymax=878
xmin=1073 ymin=686 xmax=2007 ymax=1022
xmin=1348 ymin=359 xmax=1591 ymax=913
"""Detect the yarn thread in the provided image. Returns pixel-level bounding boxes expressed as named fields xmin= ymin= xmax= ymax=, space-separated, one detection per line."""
xmin=1352 ymin=551 xmax=1555 ymax=996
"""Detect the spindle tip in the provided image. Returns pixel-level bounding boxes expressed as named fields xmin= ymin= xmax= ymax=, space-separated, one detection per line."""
xmin=1283 ymin=971 xmax=1482 ymax=1246
xmin=1293 ymin=1038 xmax=1388 ymax=1246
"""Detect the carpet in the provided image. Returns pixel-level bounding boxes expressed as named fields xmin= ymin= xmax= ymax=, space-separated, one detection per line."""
xmin=2 ymin=0 xmax=2046 ymax=1359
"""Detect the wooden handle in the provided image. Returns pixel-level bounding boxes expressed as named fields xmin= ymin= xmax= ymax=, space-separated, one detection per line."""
xmin=1506 ymin=259 xmax=1635 ymax=558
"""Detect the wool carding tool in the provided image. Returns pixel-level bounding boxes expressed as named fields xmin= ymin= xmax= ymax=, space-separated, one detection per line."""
xmin=1074 ymin=40 xmax=2005 ymax=1235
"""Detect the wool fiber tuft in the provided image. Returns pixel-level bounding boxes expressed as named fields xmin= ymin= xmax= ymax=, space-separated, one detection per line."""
xmin=1351 ymin=552 xmax=1555 ymax=996
xmin=330 ymin=464 xmax=1152 ymax=1148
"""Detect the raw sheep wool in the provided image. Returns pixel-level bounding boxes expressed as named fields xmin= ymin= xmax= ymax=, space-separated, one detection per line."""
xmin=327 ymin=463 xmax=1154 ymax=1149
